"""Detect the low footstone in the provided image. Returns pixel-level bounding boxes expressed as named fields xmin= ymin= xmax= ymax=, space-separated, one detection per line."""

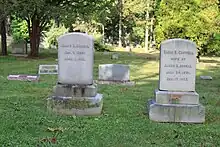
xmin=148 ymin=99 xmax=205 ymax=123
xmin=111 ymin=53 xmax=119 ymax=59
xmin=96 ymin=80 xmax=135 ymax=86
xmin=98 ymin=64 xmax=135 ymax=86
xmin=200 ymin=76 xmax=213 ymax=80
xmin=47 ymin=94 xmax=103 ymax=116
xmin=155 ymin=90 xmax=199 ymax=104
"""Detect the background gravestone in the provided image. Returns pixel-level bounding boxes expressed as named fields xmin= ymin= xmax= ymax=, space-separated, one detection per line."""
xmin=11 ymin=40 xmax=27 ymax=54
xmin=148 ymin=39 xmax=205 ymax=123
xmin=98 ymin=64 xmax=135 ymax=86
xmin=38 ymin=65 xmax=58 ymax=75
xmin=47 ymin=33 xmax=103 ymax=116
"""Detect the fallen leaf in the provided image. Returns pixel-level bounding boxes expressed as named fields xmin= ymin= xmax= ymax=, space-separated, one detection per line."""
xmin=40 ymin=137 xmax=57 ymax=144
xmin=51 ymin=137 xmax=57 ymax=143
xmin=120 ymin=88 xmax=128 ymax=92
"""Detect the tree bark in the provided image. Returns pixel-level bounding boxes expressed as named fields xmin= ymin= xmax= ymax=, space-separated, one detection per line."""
xmin=1 ymin=18 xmax=7 ymax=56
xmin=29 ymin=17 xmax=40 ymax=57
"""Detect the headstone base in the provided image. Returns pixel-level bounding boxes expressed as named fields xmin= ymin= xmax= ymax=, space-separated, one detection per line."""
xmin=155 ymin=90 xmax=199 ymax=104
xmin=96 ymin=80 xmax=135 ymax=86
xmin=148 ymin=99 xmax=205 ymax=123
xmin=53 ymin=83 xmax=98 ymax=97
xmin=47 ymin=94 xmax=103 ymax=116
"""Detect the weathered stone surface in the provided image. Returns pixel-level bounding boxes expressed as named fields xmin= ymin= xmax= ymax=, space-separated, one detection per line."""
xmin=57 ymin=33 xmax=94 ymax=85
xmin=99 ymin=64 xmax=130 ymax=81
xmin=47 ymin=93 xmax=103 ymax=116
xmin=155 ymin=90 xmax=199 ymax=104
xmin=148 ymin=99 xmax=205 ymax=123
xmin=159 ymin=39 xmax=197 ymax=91
xmin=53 ymin=83 xmax=97 ymax=97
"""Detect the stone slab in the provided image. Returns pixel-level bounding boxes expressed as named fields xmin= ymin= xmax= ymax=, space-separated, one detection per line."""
xmin=99 ymin=64 xmax=130 ymax=81
xmin=155 ymin=90 xmax=199 ymax=104
xmin=47 ymin=93 xmax=103 ymax=116
xmin=200 ymin=76 xmax=213 ymax=80
xmin=38 ymin=65 xmax=58 ymax=75
xmin=53 ymin=83 xmax=97 ymax=97
xmin=148 ymin=99 xmax=205 ymax=123
xmin=159 ymin=39 xmax=197 ymax=91
xmin=96 ymin=80 xmax=135 ymax=86
xmin=111 ymin=53 xmax=119 ymax=59
xmin=7 ymin=74 xmax=39 ymax=82
xmin=57 ymin=33 xmax=94 ymax=85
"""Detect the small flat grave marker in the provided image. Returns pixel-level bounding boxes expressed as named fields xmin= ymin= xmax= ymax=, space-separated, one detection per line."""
xmin=7 ymin=74 xmax=39 ymax=82
xmin=38 ymin=65 xmax=58 ymax=75
xmin=200 ymin=76 xmax=212 ymax=80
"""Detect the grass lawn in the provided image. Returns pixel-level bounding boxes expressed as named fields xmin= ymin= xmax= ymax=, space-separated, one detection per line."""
xmin=0 ymin=51 xmax=220 ymax=146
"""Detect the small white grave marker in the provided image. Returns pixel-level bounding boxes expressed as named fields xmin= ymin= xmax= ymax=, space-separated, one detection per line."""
xmin=38 ymin=65 xmax=58 ymax=75
xmin=7 ymin=74 xmax=39 ymax=81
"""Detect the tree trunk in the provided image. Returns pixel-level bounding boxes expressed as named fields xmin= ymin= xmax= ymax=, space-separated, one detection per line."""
xmin=145 ymin=3 xmax=150 ymax=52
xmin=118 ymin=0 xmax=123 ymax=47
xmin=149 ymin=17 xmax=154 ymax=47
xmin=29 ymin=18 xmax=40 ymax=57
xmin=1 ymin=18 xmax=7 ymax=56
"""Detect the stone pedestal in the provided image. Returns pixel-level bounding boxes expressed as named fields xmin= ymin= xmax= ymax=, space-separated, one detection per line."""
xmin=148 ymin=100 xmax=205 ymax=123
xmin=155 ymin=90 xmax=199 ymax=104
xmin=47 ymin=83 xmax=103 ymax=116
xmin=148 ymin=90 xmax=205 ymax=123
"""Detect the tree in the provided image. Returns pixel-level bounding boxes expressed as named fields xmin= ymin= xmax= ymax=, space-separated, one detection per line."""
xmin=0 ymin=0 xmax=12 ymax=56
xmin=12 ymin=0 xmax=105 ymax=57
xmin=155 ymin=0 xmax=220 ymax=54
xmin=122 ymin=0 xmax=156 ymax=51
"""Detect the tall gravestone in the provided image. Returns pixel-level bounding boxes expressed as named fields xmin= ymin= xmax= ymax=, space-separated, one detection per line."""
xmin=148 ymin=39 xmax=205 ymax=123
xmin=47 ymin=33 xmax=103 ymax=116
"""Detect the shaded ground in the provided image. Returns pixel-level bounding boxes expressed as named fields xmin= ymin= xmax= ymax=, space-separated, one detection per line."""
xmin=0 ymin=51 xmax=220 ymax=146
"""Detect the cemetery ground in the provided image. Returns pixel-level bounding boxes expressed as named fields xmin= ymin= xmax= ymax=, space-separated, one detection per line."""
xmin=0 ymin=51 xmax=220 ymax=146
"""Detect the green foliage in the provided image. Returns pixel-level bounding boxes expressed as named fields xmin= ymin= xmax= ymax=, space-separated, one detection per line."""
xmin=94 ymin=40 xmax=112 ymax=52
xmin=42 ymin=24 xmax=67 ymax=49
xmin=155 ymin=0 xmax=220 ymax=54
xmin=11 ymin=17 xmax=29 ymax=43
xmin=204 ymin=34 xmax=220 ymax=56
xmin=93 ymin=33 xmax=112 ymax=52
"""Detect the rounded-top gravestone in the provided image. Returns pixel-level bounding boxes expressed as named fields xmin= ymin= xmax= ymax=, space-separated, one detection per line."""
xmin=57 ymin=33 xmax=94 ymax=85
xmin=159 ymin=39 xmax=197 ymax=91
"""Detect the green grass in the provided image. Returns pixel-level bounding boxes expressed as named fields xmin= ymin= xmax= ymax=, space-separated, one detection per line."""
xmin=0 ymin=52 xmax=220 ymax=146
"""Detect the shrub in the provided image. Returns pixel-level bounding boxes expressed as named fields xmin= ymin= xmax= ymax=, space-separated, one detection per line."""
xmin=42 ymin=24 xmax=68 ymax=49
xmin=203 ymin=39 xmax=220 ymax=56
xmin=11 ymin=17 xmax=29 ymax=43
